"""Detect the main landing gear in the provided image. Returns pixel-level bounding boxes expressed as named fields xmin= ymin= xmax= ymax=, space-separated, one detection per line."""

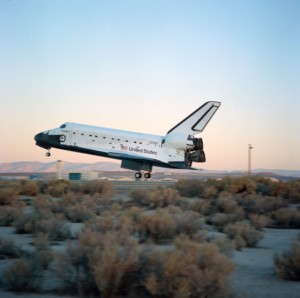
xmin=135 ymin=172 xmax=151 ymax=179
xmin=46 ymin=150 xmax=51 ymax=157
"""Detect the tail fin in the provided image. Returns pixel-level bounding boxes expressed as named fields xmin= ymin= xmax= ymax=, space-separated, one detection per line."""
xmin=167 ymin=101 xmax=221 ymax=136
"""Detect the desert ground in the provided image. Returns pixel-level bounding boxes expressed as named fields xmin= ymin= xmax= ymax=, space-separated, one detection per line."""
xmin=230 ymin=228 xmax=300 ymax=298
xmin=0 ymin=178 xmax=300 ymax=297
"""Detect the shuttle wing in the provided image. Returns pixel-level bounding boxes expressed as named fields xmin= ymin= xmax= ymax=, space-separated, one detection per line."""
xmin=167 ymin=101 xmax=221 ymax=136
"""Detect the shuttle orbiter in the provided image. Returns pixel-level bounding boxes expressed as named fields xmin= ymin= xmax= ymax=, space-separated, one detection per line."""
xmin=34 ymin=101 xmax=221 ymax=179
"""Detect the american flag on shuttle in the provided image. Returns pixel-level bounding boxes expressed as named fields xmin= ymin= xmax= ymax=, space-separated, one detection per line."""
xmin=120 ymin=144 xmax=128 ymax=150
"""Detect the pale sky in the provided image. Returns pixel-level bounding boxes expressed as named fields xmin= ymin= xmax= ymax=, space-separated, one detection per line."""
xmin=1 ymin=0 xmax=299 ymax=171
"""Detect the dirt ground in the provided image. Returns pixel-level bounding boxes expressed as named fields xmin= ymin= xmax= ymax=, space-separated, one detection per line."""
xmin=230 ymin=228 xmax=300 ymax=298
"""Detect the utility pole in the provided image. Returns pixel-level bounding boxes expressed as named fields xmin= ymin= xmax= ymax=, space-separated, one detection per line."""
xmin=248 ymin=144 xmax=253 ymax=176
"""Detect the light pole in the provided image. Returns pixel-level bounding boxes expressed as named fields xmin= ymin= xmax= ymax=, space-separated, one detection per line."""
xmin=248 ymin=144 xmax=253 ymax=176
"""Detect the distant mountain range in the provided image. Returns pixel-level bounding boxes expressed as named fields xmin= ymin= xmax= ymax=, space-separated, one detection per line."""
xmin=0 ymin=161 xmax=299 ymax=178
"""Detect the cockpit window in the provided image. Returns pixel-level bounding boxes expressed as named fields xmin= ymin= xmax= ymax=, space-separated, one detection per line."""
xmin=60 ymin=124 xmax=67 ymax=128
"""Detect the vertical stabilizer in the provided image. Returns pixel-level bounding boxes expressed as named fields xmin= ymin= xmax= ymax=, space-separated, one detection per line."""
xmin=167 ymin=101 xmax=221 ymax=136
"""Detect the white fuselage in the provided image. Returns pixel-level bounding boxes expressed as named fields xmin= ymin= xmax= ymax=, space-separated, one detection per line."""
xmin=50 ymin=122 xmax=185 ymax=164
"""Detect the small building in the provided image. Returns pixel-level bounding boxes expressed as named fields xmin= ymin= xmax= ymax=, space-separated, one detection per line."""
xmin=62 ymin=170 xmax=99 ymax=181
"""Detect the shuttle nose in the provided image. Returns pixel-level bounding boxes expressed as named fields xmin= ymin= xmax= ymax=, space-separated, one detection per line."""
xmin=34 ymin=131 xmax=51 ymax=149
xmin=34 ymin=132 xmax=42 ymax=142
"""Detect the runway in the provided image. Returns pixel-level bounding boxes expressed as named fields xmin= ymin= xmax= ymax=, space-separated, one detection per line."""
xmin=111 ymin=180 xmax=176 ymax=191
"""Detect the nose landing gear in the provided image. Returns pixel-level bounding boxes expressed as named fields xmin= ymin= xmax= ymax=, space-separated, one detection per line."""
xmin=46 ymin=150 xmax=51 ymax=157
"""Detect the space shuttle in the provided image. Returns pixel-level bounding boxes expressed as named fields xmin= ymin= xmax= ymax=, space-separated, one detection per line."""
xmin=34 ymin=101 xmax=221 ymax=179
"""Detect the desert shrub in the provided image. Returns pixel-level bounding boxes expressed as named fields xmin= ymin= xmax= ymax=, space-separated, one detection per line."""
xmin=271 ymin=208 xmax=300 ymax=228
xmin=223 ymin=176 xmax=256 ymax=194
xmin=284 ymin=180 xmax=300 ymax=203
xmin=274 ymin=236 xmax=300 ymax=280
xmin=89 ymin=211 xmax=134 ymax=236
xmin=32 ymin=233 xmax=53 ymax=270
xmin=270 ymin=180 xmax=300 ymax=201
xmin=236 ymin=194 xmax=286 ymax=215
xmin=209 ymin=236 xmax=234 ymax=257
xmin=0 ymin=187 xmax=18 ymax=205
xmin=53 ymin=244 xmax=98 ymax=295
xmin=173 ymin=211 xmax=202 ymax=237
xmin=124 ymin=206 xmax=142 ymax=221
xmin=13 ymin=212 xmax=35 ymax=234
xmin=53 ymin=229 xmax=106 ymax=295
xmin=129 ymin=189 xmax=152 ymax=206
xmin=3 ymin=259 xmax=40 ymax=291
xmin=0 ymin=205 xmax=22 ymax=226
xmin=90 ymin=233 xmax=139 ymax=298
xmin=211 ymin=209 xmax=245 ymax=230
xmin=189 ymin=198 xmax=212 ymax=215
xmin=130 ymin=187 xmax=186 ymax=208
xmin=149 ymin=187 xmax=181 ymax=208
xmin=13 ymin=210 xmax=71 ymax=240
xmin=143 ymin=239 xmax=235 ymax=298
xmin=203 ymin=185 xmax=219 ymax=198
xmin=215 ymin=196 xmax=239 ymax=213
xmin=249 ymin=213 xmax=270 ymax=230
xmin=20 ymin=180 xmax=39 ymax=196
xmin=53 ymin=230 xmax=139 ymax=296
xmin=0 ymin=236 xmax=22 ymax=258
xmin=137 ymin=211 xmax=177 ymax=242
xmin=116 ymin=214 xmax=135 ymax=235
xmin=55 ymin=193 xmax=99 ymax=218
xmin=66 ymin=203 xmax=95 ymax=222
xmin=253 ymin=176 xmax=277 ymax=196
xmin=44 ymin=179 xmax=71 ymax=197
xmin=224 ymin=221 xmax=263 ymax=250
xmin=174 ymin=179 xmax=205 ymax=197
xmin=33 ymin=194 xmax=55 ymax=211
xmin=92 ymin=212 xmax=115 ymax=233
xmin=80 ymin=180 xmax=115 ymax=198
xmin=167 ymin=205 xmax=182 ymax=214
xmin=34 ymin=214 xmax=71 ymax=240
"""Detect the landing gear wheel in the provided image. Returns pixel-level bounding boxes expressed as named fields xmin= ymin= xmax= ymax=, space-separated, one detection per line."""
xmin=135 ymin=172 xmax=142 ymax=179
xmin=46 ymin=151 xmax=51 ymax=157
xmin=144 ymin=172 xmax=151 ymax=179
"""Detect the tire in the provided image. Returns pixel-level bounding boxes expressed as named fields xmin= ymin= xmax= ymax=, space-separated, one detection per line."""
xmin=144 ymin=172 xmax=151 ymax=179
xmin=135 ymin=172 xmax=142 ymax=179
